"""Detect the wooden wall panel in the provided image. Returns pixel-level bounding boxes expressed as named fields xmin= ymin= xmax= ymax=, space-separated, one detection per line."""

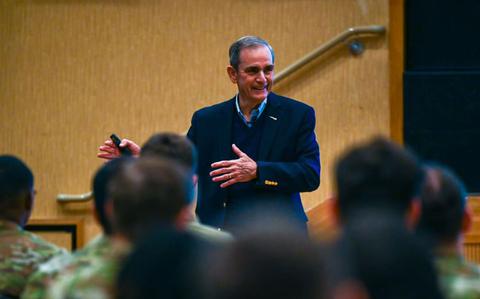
xmin=34 ymin=231 xmax=73 ymax=251
xmin=0 ymin=0 xmax=389 ymax=242
xmin=26 ymin=218 xmax=84 ymax=251
xmin=465 ymin=197 xmax=480 ymax=264
xmin=464 ymin=242 xmax=480 ymax=264
xmin=389 ymin=0 xmax=404 ymax=143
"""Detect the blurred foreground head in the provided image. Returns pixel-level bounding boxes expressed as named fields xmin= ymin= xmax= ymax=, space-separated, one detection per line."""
xmin=417 ymin=165 xmax=469 ymax=246
xmin=202 ymin=218 xmax=327 ymax=299
xmin=334 ymin=137 xmax=424 ymax=225
xmin=108 ymin=157 xmax=194 ymax=242
xmin=92 ymin=156 xmax=134 ymax=235
xmin=141 ymin=132 xmax=197 ymax=173
xmin=332 ymin=214 xmax=444 ymax=299
xmin=116 ymin=228 xmax=207 ymax=299
xmin=0 ymin=155 xmax=34 ymax=226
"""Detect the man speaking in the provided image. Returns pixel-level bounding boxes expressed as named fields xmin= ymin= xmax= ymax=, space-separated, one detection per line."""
xmin=98 ymin=36 xmax=320 ymax=233
xmin=187 ymin=36 xmax=320 ymax=232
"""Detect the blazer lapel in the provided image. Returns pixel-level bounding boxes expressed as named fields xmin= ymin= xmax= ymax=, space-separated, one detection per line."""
xmin=259 ymin=93 xmax=283 ymax=160
xmin=216 ymin=96 xmax=236 ymax=160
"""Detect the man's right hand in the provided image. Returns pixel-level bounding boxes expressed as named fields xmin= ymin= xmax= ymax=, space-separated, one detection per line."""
xmin=97 ymin=139 xmax=141 ymax=160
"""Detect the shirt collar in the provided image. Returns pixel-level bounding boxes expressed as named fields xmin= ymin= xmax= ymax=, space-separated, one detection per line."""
xmin=235 ymin=94 xmax=268 ymax=127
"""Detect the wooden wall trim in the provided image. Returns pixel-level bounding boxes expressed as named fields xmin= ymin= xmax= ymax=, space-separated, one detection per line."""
xmin=27 ymin=218 xmax=85 ymax=249
xmin=389 ymin=0 xmax=404 ymax=144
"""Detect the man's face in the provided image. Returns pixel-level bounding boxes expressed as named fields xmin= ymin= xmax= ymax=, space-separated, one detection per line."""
xmin=228 ymin=45 xmax=274 ymax=104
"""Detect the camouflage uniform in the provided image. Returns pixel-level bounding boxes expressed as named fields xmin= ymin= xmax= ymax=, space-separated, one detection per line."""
xmin=21 ymin=234 xmax=112 ymax=299
xmin=436 ymin=253 xmax=480 ymax=299
xmin=44 ymin=222 xmax=229 ymax=299
xmin=0 ymin=219 xmax=66 ymax=298
xmin=46 ymin=239 xmax=130 ymax=299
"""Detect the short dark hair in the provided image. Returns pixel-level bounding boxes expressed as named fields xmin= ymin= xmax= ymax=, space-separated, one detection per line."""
xmin=109 ymin=157 xmax=193 ymax=242
xmin=335 ymin=137 xmax=424 ymax=220
xmin=204 ymin=229 xmax=326 ymax=299
xmin=229 ymin=36 xmax=275 ymax=70
xmin=141 ymin=132 xmax=197 ymax=172
xmin=417 ymin=165 xmax=467 ymax=244
xmin=0 ymin=155 xmax=34 ymax=211
xmin=116 ymin=228 xmax=206 ymax=299
xmin=334 ymin=215 xmax=443 ymax=299
xmin=92 ymin=157 xmax=134 ymax=235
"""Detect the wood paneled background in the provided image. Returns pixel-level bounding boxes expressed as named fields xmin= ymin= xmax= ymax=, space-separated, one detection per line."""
xmin=0 ymin=0 xmax=389 ymax=243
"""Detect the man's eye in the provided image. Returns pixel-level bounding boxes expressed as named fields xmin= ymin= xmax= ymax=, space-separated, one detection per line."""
xmin=264 ymin=66 xmax=274 ymax=73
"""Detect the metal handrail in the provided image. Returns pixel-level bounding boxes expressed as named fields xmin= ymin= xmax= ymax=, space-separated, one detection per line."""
xmin=275 ymin=25 xmax=386 ymax=84
xmin=57 ymin=191 xmax=93 ymax=202
xmin=57 ymin=25 xmax=385 ymax=203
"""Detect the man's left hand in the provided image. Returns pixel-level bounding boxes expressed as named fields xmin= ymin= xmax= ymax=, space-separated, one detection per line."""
xmin=210 ymin=144 xmax=257 ymax=188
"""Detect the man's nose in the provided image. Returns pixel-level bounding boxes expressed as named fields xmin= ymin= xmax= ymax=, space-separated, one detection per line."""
xmin=256 ymin=71 xmax=267 ymax=83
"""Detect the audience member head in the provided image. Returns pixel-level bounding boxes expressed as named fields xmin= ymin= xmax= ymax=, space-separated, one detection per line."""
xmin=0 ymin=155 xmax=34 ymax=226
xmin=141 ymin=132 xmax=198 ymax=219
xmin=202 ymin=224 xmax=327 ymax=299
xmin=141 ymin=132 xmax=197 ymax=173
xmin=334 ymin=137 xmax=424 ymax=226
xmin=417 ymin=165 xmax=469 ymax=246
xmin=332 ymin=213 xmax=443 ymax=299
xmin=108 ymin=157 xmax=194 ymax=243
xmin=92 ymin=156 xmax=133 ymax=236
xmin=116 ymin=228 xmax=207 ymax=299
xmin=223 ymin=201 xmax=309 ymax=237
xmin=228 ymin=36 xmax=275 ymax=70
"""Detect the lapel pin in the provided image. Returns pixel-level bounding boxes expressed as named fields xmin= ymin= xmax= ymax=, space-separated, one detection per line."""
xmin=268 ymin=116 xmax=277 ymax=121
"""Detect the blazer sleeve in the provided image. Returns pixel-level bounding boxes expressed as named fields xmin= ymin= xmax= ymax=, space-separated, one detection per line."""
xmin=255 ymin=106 xmax=320 ymax=193
xmin=186 ymin=111 xmax=197 ymax=144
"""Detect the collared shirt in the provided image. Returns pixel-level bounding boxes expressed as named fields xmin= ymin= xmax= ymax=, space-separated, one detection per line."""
xmin=235 ymin=94 xmax=268 ymax=128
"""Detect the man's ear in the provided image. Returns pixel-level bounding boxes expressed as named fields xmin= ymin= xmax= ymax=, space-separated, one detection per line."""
xmin=105 ymin=200 xmax=114 ymax=226
xmin=462 ymin=205 xmax=473 ymax=234
xmin=92 ymin=204 xmax=101 ymax=226
xmin=18 ymin=190 xmax=35 ymax=227
xmin=24 ymin=190 xmax=34 ymax=212
xmin=192 ymin=174 xmax=198 ymax=187
xmin=175 ymin=206 xmax=192 ymax=230
xmin=227 ymin=65 xmax=238 ymax=84
xmin=406 ymin=198 xmax=421 ymax=230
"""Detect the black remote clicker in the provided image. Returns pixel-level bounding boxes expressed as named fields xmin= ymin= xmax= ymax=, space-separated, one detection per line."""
xmin=110 ymin=134 xmax=133 ymax=156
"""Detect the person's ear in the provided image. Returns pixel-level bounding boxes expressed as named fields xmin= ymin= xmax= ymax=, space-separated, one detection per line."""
xmin=25 ymin=190 xmax=34 ymax=212
xmin=18 ymin=190 xmax=35 ymax=227
xmin=227 ymin=65 xmax=238 ymax=84
xmin=406 ymin=198 xmax=421 ymax=230
xmin=92 ymin=204 xmax=101 ymax=226
xmin=105 ymin=199 xmax=114 ymax=226
xmin=462 ymin=204 xmax=473 ymax=234
xmin=175 ymin=207 xmax=191 ymax=230
xmin=192 ymin=174 xmax=198 ymax=186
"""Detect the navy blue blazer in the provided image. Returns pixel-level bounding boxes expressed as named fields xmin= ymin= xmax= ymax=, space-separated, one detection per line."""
xmin=187 ymin=92 xmax=320 ymax=228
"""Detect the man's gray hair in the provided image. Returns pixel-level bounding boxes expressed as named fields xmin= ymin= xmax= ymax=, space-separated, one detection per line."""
xmin=229 ymin=36 xmax=275 ymax=70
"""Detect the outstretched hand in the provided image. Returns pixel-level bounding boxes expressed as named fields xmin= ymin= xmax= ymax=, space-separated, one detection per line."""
xmin=97 ymin=139 xmax=141 ymax=160
xmin=210 ymin=144 xmax=257 ymax=188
